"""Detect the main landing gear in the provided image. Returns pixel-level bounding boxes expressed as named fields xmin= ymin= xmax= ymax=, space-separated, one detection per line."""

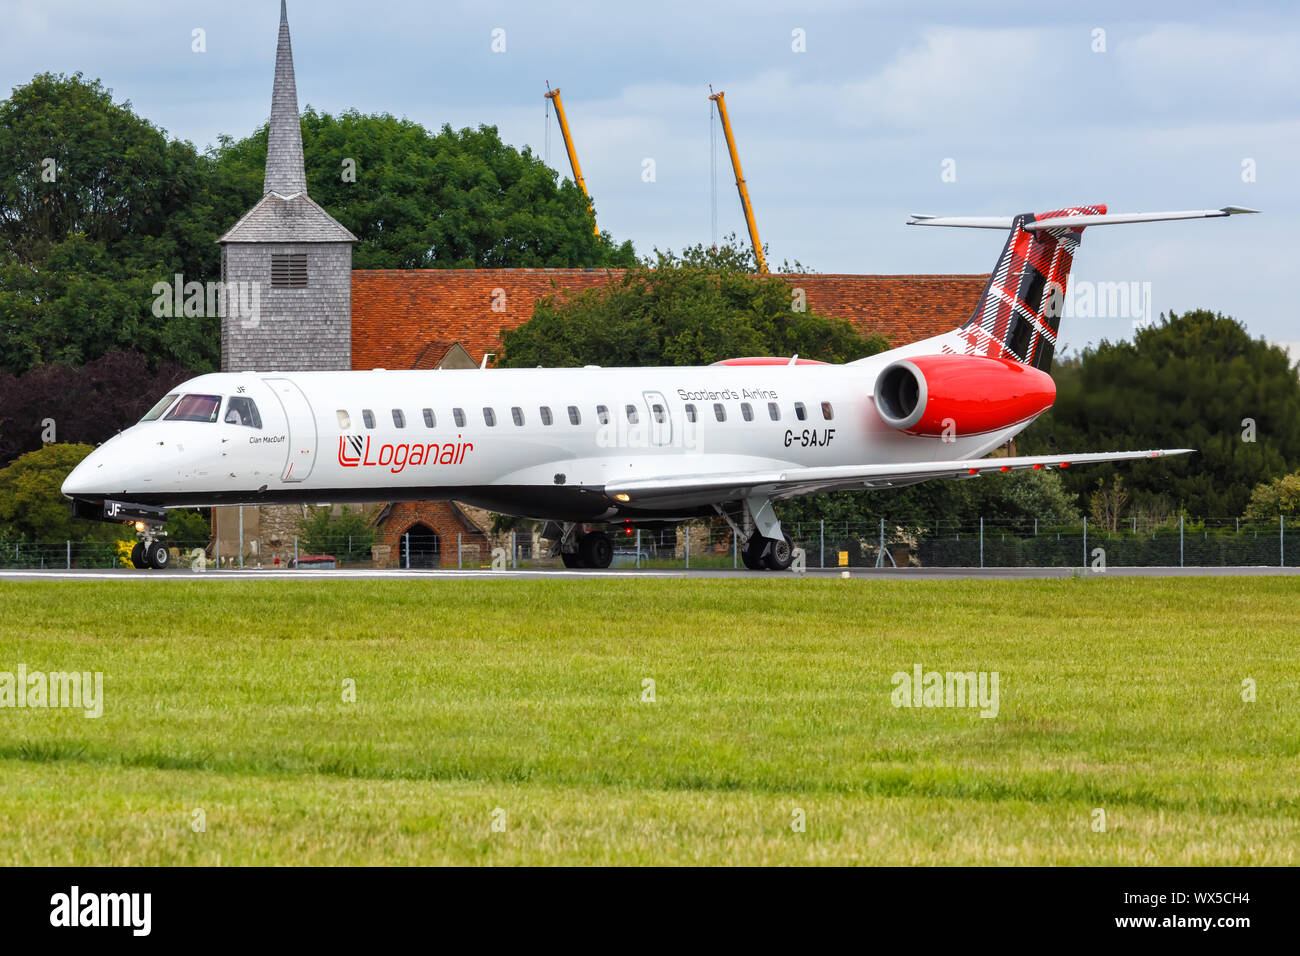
xmin=555 ymin=523 xmax=613 ymax=569
xmin=721 ymin=496 xmax=794 ymax=572
xmin=742 ymin=532 xmax=794 ymax=571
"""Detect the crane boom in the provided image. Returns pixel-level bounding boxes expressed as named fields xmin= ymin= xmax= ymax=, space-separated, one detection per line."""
xmin=709 ymin=90 xmax=767 ymax=273
xmin=544 ymin=87 xmax=599 ymax=236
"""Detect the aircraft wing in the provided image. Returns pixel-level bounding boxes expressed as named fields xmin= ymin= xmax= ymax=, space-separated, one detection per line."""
xmin=605 ymin=449 xmax=1193 ymax=503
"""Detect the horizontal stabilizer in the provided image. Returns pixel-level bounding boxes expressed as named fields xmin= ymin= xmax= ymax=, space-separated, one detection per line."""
xmin=908 ymin=207 xmax=1258 ymax=230
xmin=906 ymin=215 xmax=1012 ymax=229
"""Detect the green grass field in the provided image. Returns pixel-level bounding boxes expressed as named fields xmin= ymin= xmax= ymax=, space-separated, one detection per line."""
xmin=0 ymin=576 xmax=1295 ymax=865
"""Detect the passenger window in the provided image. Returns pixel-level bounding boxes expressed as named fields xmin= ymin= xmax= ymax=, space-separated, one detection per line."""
xmin=567 ymin=405 xmax=581 ymax=425
xmin=713 ymin=403 xmax=726 ymax=422
xmin=164 ymin=394 xmax=222 ymax=423
xmin=625 ymin=404 xmax=639 ymax=424
xmin=597 ymin=405 xmax=609 ymax=425
xmin=453 ymin=408 xmax=466 ymax=428
xmin=652 ymin=404 xmax=666 ymax=423
xmin=225 ymin=397 xmax=262 ymax=429
xmin=422 ymin=408 xmax=436 ymax=428
xmin=685 ymin=404 xmax=697 ymax=423
xmin=483 ymin=407 xmax=497 ymax=427
xmin=768 ymin=402 xmax=780 ymax=421
xmin=392 ymin=409 xmax=406 ymax=428
xmin=821 ymin=401 xmax=834 ymax=420
xmin=336 ymin=409 xmax=352 ymax=429
xmin=540 ymin=406 xmax=553 ymax=426
xmin=741 ymin=402 xmax=753 ymax=422
xmin=141 ymin=394 xmax=178 ymax=423
xmin=362 ymin=409 xmax=376 ymax=429
xmin=512 ymin=407 xmax=524 ymax=426
xmin=794 ymin=402 xmax=807 ymax=421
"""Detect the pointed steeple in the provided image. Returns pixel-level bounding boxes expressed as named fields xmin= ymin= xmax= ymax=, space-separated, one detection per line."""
xmin=264 ymin=0 xmax=307 ymax=197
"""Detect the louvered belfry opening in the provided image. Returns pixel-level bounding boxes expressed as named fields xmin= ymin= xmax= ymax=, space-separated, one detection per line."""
xmin=270 ymin=252 xmax=308 ymax=289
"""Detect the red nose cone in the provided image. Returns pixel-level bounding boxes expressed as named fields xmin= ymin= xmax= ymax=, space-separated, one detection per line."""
xmin=877 ymin=354 xmax=1056 ymax=437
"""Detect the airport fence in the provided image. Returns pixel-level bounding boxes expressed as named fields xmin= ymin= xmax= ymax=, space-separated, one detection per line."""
xmin=0 ymin=537 xmax=214 ymax=570
xmin=1 ymin=517 xmax=1294 ymax=570
xmin=787 ymin=516 xmax=1294 ymax=569
xmin=577 ymin=515 xmax=1298 ymax=570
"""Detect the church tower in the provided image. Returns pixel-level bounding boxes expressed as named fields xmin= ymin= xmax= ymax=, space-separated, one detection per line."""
xmin=219 ymin=0 xmax=356 ymax=373
xmin=214 ymin=1 xmax=356 ymax=568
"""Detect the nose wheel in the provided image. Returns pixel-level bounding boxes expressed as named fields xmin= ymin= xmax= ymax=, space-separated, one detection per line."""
xmin=129 ymin=530 xmax=171 ymax=570
xmin=143 ymin=540 xmax=171 ymax=570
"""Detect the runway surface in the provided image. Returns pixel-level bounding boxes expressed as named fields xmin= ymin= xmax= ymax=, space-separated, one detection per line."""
xmin=0 ymin=566 xmax=1296 ymax=581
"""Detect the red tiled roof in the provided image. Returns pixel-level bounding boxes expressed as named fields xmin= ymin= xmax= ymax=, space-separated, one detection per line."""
xmin=409 ymin=339 xmax=456 ymax=370
xmin=350 ymin=269 xmax=988 ymax=370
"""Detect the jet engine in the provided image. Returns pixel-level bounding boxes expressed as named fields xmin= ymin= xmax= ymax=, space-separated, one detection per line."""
xmin=873 ymin=354 xmax=1056 ymax=436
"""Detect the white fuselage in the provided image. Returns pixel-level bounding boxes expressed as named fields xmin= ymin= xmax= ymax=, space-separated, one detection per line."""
xmin=61 ymin=336 xmax=1024 ymax=522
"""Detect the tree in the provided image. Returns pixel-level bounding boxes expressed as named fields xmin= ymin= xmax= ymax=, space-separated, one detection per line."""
xmin=296 ymin=506 xmax=377 ymax=561
xmin=210 ymin=109 xmax=636 ymax=270
xmin=498 ymin=242 xmax=888 ymax=368
xmin=0 ymin=74 xmax=220 ymax=375
xmin=1243 ymin=473 xmax=1300 ymax=519
xmin=162 ymin=508 xmax=211 ymax=546
xmin=1018 ymin=311 xmax=1300 ymax=517
xmin=0 ymin=350 xmax=196 ymax=466
xmin=779 ymin=469 xmax=1081 ymax=533
xmin=1089 ymin=474 xmax=1129 ymax=532
xmin=0 ymin=443 xmax=122 ymax=541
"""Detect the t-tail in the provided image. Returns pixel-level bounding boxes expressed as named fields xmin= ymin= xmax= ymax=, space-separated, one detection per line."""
xmin=908 ymin=204 xmax=1259 ymax=372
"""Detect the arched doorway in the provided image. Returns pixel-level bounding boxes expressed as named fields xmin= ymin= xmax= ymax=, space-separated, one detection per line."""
xmin=400 ymin=523 xmax=441 ymax=568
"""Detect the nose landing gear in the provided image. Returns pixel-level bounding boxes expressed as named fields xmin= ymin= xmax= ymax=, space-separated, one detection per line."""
xmin=129 ymin=526 xmax=171 ymax=570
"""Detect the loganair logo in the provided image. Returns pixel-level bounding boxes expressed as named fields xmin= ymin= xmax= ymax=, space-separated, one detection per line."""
xmin=337 ymin=435 xmax=473 ymax=474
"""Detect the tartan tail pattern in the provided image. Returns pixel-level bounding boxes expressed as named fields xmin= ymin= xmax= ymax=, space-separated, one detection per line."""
xmin=949 ymin=204 xmax=1106 ymax=372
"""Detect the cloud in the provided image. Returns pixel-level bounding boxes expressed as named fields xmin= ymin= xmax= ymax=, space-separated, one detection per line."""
xmin=1113 ymin=24 xmax=1300 ymax=117
xmin=836 ymin=27 xmax=1068 ymax=132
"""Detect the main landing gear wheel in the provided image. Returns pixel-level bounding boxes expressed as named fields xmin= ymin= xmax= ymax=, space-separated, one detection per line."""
xmin=741 ymin=535 xmax=768 ymax=571
xmin=144 ymin=541 xmax=170 ymax=570
xmin=130 ymin=542 xmax=148 ymax=570
xmin=763 ymin=535 xmax=794 ymax=571
xmin=560 ymin=552 xmax=584 ymax=569
xmin=579 ymin=531 xmax=613 ymax=569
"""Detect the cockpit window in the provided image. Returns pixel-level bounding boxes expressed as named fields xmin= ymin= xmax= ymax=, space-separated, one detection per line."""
xmin=164 ymin=394 xmax=222 ymax=423
xmin=224 ymin=396 xmax=262 ymax=429
xmin=140 ymin=394 xmax=178 ymax=422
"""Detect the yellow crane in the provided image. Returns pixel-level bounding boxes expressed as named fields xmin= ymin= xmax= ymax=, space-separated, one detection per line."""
xmin=708 ymin=89 xmax=767 ymax=273
xmin=544 ymin=85 xmax=599 ymax=236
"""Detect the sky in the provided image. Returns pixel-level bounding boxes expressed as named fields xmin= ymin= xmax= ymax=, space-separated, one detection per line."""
xmin=3 ymin=0 xmax=1297 ymax=353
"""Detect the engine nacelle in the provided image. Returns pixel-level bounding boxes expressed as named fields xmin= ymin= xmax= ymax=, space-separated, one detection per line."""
xmin=873 ymin=354 xmax=1056 ymax=437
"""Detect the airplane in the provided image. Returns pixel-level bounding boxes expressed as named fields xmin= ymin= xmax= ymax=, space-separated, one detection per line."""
xmin=62 ymin=204 xmax=1256 ymax=570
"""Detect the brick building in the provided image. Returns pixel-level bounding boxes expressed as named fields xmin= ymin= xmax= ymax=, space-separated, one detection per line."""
xmin=216 ymin=3 xmax=986 ymax=568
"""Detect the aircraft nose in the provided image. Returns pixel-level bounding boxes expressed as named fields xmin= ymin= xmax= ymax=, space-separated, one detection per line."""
xmin=61 ymin=449 xmax=106 ymax=498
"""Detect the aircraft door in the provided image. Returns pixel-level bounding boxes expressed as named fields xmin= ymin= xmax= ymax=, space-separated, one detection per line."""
xmin=266 ymin=377 xmax=317 ymax=481
xmin=642 ymin=390 xmax=673 ymax=447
